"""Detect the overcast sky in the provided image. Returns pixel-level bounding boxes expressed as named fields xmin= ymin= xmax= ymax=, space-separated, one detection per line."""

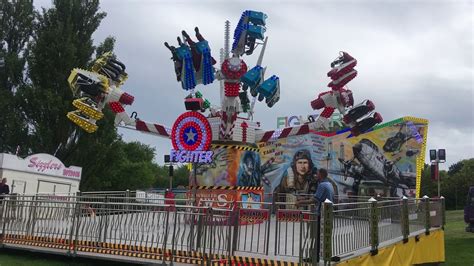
xmin=37 ymin=0 xmax=474 ymax=168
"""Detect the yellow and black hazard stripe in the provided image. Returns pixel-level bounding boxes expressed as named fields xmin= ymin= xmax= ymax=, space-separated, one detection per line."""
xmin=211 ymin=144 xmax=259 ymax=152
xmin=236 ymin=186 xmax=263 ymax=191
xmin=213 ymin=256 xmax=299 ymax=266
xmin=3 ymin=234 xmax=70 ymax=250
xmin=192 ymin=186 xmax=263 ymax=190
xmin=2 ymin=234 xmax=299 ymax=265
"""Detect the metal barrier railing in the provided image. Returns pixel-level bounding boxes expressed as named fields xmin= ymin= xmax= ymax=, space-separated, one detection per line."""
xmin=322 ymin=196 xmax=445 ymax=263
xmin=331 ymin=201 xmax=372 ymax=257
xmin=0 ymin=193 xmax=445 ymax=265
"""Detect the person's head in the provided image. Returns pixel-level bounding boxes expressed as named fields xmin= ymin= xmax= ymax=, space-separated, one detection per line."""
xmin=292 ymin=149 xmax=313 ymax=176
xmin=317 ymin=168 xmax=328 ymax=180
xmin=1 ymin=178 xmax=6 ymax=185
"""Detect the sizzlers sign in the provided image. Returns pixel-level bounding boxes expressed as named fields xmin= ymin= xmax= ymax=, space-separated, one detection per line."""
xmin=170 ymin=149 xmax=213 ymax=163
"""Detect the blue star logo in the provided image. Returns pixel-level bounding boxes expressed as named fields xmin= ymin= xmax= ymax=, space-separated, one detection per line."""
xmin=183 ymin=127 xmax=198 ymax=144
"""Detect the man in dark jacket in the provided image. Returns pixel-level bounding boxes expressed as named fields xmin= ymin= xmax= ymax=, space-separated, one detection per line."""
xmin=0 ymin=178 xmax=10 ymax=199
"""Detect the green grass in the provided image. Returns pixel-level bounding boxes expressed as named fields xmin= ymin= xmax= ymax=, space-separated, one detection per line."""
xmin=0 ymin=248 xmax=134 ymax=266
xmin=444 ymin=210 xmax=474 ymax=265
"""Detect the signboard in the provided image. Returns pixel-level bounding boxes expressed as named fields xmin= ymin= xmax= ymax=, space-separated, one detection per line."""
xmin=0 ymin=153 xmax=82 ymax=180
xmin=193 ymin=188 xmax=264 ymax=209
xmin=170 ymin=111 xmax=213 ymax=163
xmin=276 ymin=113 xmax=344 ymax=129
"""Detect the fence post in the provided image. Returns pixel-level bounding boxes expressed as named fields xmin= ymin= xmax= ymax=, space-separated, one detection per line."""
xmin=322 ymin=199 xmax=334 ymax=265
xmin=299 ymin=211 xmax=304 ymax=264
xmin=0 ymin=198 xmax=7 ymax=246
xmin=206 ymin=207 xmax=213 ymax=266
xmin=162 ymin=210 xmax=171 ymax=263
xmin=231 ymin=203 xmax=240 ymax=255
xmin=125 ymin=189 xmax=130 ymax=212
xmin=72 ymin=191 xmax=82 ymax=256
xmin=423 ymin=195 xmax=430 ymax=235
xmin=196 ymin=209 xmax=203 ymax=251
xmin=169 ymin=207 xmax=179 ymax=264
xmin=310 ymin=212 xmax=319 ymax=266
xmin=401 ymin=196 xmax=409 ymax=243
xmin=369 ymin=197 xmax=379 ymax=256
xmin=29 ymin=194 xmax=39 ymax=236
xmin=101 ymin=196 xmax=109 ymax=243
xmin=440 ymin=196 xmax=445 ymax=230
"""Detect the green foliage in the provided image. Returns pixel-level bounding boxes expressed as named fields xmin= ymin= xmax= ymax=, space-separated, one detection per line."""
xmin=20 ymin=0 xmax=107 ymax=157
xmin=0 ymin=0 xmax=35 ymax=153
xmin=448 ymin=161 xmax=464 ymax=176
xmin=173 ymin=165 xmax=191 ymax=187
xmin=441 ymin=159 xmax=474 ymax=210
xmin=95 ymin=36 xmax=116 ymax=58
xmin=0 ymin=0 xmax=35 ymax=91
xmin=422 ymin=159 xmax=474 ymax=210
xmin=154 ymin=164 xmax=190 ymax=189
xmin=420 ymin=163 xmax=446 ymax=198
xmin=0 ymin=1 xmax=165 ymax=192
xmin=80 ymin=140 xmax=160 ymax=191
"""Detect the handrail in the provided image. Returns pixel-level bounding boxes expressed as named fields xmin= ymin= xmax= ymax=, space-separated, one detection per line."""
xmin=0 ymin=193 xmax=445 ymax=265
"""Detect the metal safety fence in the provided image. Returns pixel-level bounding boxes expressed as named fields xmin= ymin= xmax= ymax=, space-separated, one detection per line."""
xmin=322 ymin=196 xmax=445 ymax=263
xmin=0 ymin=193 xmax=445 ymax=265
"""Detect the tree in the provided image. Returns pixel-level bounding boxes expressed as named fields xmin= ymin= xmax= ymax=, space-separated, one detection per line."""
xmin=154 ymin=164 xmax=190 ymax=189
xmin=441 ymin=159 xmax=474 ymax=210
xmin=2 ymin=1 xmax=162 ymax=192
xmin=18 ymin=0 xmax=107 ymax=159
xmin=0 ymin=0 xmax=35 ymax=92
xmin=79 ymin=141 xmax=160 ymax=191
xmin=0 ymin=0 xmax=35 ymax=154
xmin=420 ymin=164 xmax=437 ymax=197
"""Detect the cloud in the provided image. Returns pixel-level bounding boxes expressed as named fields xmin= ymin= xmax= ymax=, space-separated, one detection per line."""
xmin=37 ymin=0 xmax=473 ymax=165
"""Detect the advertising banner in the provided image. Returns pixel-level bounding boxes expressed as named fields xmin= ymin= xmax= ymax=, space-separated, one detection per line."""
xmin=260 ymin=117 xmax=428 ymax=200
xmin=192 ymin=117 xmax=427 ymax=203
xmin=194 ymin=188 xmax=264 ymax=209
xmin=195 ymin=147 xmax=261 ymax=187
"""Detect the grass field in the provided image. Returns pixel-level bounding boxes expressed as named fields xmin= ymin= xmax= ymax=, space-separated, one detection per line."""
xmin=0 ymin=249 xmax=134 ymax=266
xmin=0 ymin=210 xmax=472 ymax=265
xmin=444 ymin=210 xmax=474 ymax=265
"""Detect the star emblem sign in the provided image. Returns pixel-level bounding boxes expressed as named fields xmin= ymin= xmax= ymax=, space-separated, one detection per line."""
xmin=184 ymin=127 xmax=198 ymax=144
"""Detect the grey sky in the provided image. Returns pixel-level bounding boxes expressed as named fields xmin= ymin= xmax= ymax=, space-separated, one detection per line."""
xmin=36 ymin=0 xmax=473 ymax=168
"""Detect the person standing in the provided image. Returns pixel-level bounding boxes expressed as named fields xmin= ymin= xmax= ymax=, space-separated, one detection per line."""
xmin=295 ymin=168 xmax=334 ymax=263
xmin=295 ymin=168 xmax=334 ymax=213
xmin=164 ymin=189 xmax=176 ymax=211
xmin=0 ymin=178 xmax=10 ymax=200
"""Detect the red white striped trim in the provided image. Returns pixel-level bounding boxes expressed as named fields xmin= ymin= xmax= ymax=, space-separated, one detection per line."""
xmin=255 ymin=124 xmax=311 ymax=143
xmin=135 ymin=120 xmax=171 ymax=138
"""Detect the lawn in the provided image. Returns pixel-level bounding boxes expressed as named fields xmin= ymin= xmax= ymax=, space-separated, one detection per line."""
xmin=0 ymin=248 xmax=134 ymax=266
xmin=444 ymin=210 xmax=474 ymax=265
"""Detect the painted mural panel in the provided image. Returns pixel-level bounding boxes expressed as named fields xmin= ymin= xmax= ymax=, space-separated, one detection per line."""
xmin=194 ymin=147 xmax=262 ymax=187
xmin=259 ymin=118 xmax=428 ymax=199
xmin=258 ymin=134 xmax=327 ymax=196
xmin=193 ymin=117 xmax=427 ymax=201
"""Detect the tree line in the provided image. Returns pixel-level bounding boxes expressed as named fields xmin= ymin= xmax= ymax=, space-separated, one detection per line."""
xmin=0 ymin=0 xmax=189 ymax=191
xmin=420 ymin=158 xmax=474 ymax=210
